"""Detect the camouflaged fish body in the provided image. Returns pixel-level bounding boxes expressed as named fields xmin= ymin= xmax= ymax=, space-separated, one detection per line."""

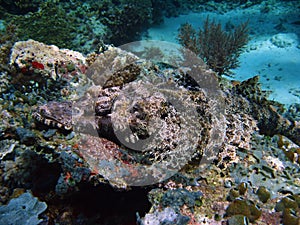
xmin=33 ymin=101 xmax=73 ymax=130
xmin=32 ymin=47 xmax=299 ymax=182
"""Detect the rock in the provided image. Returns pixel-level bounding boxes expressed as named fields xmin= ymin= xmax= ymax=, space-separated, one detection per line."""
xmin=16 ymin=127 xmax=36 ymax=145
xmin=228 ymin=188 xmax=240 ymax=201
xmin=282 ymin=208 xmax=299 ymax=225
xmin=161 ymin=188 xmax=203 ymax=213
xmin=0 ymin=192 xmax=47 ymax=225
xmin=226 ymin=198 xmax=262 ymax=222
xmin=0 ymin=139 xmax=16 ymax=160
xmin=238 ymin=182 xmax=248 ymax=195
xmin=42 ymin=129 xmax=57 ymax=139
xmin=227 ymin=215 xmax=249 ymax=225
xmin=275 ymin=195 xmax=299 ymax=212
xmin=138 ymin=207 xmax=190 ymax=225
xmin=256 ymin=186 xmax=270 ymax=203
xmin=10 ymin=39 xmax=86 ymax=81
xmin=270 ymin=33 xmax=298 ymax=48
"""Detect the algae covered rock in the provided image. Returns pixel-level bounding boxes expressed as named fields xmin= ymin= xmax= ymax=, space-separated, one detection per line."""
xmin=226 ymin=198 xmax=262 ymax=222
xmin=138 ymin=207 xmax=190 ymax=225
xmin=282 ymin=208 xmax=299 ymax=225
xmin=256 ymin=186 xmax=271 ymax=203
xmin=227 ymin=215 xmax=249 ymax=225
xmin=275 ymin=195 xmax=299 ymax=212
xmin=0 ymin=192 xmax=47 ymax=225
xmin=161 ymin=188 xmax=203 ymax=212
xmin=10 ymin=39 xmax=86 ymax=81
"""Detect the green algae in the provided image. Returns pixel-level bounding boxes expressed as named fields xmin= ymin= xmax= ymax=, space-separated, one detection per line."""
xmin=227 ymin=215 xmax=249 ymax=225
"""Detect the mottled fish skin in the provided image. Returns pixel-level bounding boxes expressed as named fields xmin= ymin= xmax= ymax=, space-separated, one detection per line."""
xmin=95 ymin=86 xmax=121 ymax=116
xmin=33 ymin=101 xmax=73 ymax=130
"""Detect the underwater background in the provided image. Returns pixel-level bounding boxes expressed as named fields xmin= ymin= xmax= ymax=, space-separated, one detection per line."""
xmin=0 ymin=1 xmax=299 ymax=225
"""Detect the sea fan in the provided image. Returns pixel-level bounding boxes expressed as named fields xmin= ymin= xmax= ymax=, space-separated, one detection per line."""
xmin=178 ymin=17 xmax=249 ymax=76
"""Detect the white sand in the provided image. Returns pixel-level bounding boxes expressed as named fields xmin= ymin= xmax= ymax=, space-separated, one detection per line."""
xmin=143 ymin=2 xmax=300 ymax=105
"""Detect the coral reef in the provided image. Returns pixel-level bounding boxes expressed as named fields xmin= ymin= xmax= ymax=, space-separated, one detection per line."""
xmin=0 ymin=0 xmax=268 ymax=55
xmin=1 ymin=1 xmax=105 ymax=53
xmin=0 ymin=0 xmax=298 ymax=223
xmin=97 ymin=0 xmax=153 ymax=45
xmin=2 ymin=0 xmax=154 ymax=51
xmin=55 ymin=151 xmax=90 ymax=195
xmin=0 ymin=40 xmax=299 ymax=224
xmin=0 ymin=23 xmax=19 ymax=71
xmin=160 ymin=188 xmax=203 ymax=213
xmin=9 ymin=1 xmax=78 ymax=49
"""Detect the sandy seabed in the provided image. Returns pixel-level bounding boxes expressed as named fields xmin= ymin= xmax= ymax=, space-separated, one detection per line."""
xmin=143 ymin=2 xmax=300 ymax=105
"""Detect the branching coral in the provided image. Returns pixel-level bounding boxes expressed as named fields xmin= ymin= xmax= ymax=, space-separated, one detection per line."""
xmin=178 ymin=17 xmax=249 ymax=76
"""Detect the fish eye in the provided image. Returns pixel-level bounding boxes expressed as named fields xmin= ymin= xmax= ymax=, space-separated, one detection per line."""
xmin=40 ymin=108 xmax=46 ymax=114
